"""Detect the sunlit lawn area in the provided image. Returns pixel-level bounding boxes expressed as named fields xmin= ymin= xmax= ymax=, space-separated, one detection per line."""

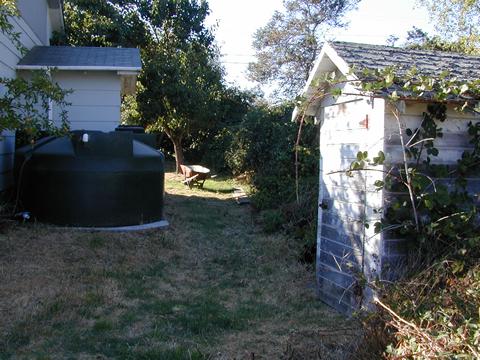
xmin=0 ymin=172 xmax=359 ymax=359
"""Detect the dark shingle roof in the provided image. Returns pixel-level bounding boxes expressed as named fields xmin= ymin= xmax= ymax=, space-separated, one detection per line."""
xmin=330 ymin=41 xmax=480 ymax=81
xmin=17 ymin=46 xmax=141 ymax=70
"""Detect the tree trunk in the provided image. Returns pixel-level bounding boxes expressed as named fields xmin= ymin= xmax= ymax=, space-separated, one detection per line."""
xmin=172 ymin=137 xmax=184 ymax=174
xmin=164 ymin=129 xmax=184 ymax=174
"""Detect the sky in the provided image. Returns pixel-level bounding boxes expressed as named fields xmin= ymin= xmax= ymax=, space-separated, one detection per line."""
xmin=206 ymin=0 xmax=435 ymax=90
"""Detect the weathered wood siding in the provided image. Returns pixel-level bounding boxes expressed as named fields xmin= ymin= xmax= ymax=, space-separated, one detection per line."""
xmin=0 ymin=7 xmax=47 ymax=191
xmin=385 ymin=102 xmax=480 ymax=165
xmin=317 ymin=98 xmax=480 ymax=314
xmin=382 ymin=102 xmax=480 ymax=276
xmin=317 ymin=89 xmax=385 ymax=313
xmin=51 ymin=71 xmax=122 ymax=132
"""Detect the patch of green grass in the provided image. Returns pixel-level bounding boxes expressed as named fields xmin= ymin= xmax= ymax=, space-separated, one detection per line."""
xmin=165 ymin=177 xmax=187 ymax=191
xmin=87 ymin=235 xmax=106 ymax=249
xmin=175 ymin=201 xmax=228 ymax=235
xmin=135 ymin=347 xmax=207 ymax=360
xmin=83 ymin=290 xmax=104 ymax=307
xmin=235 ymin=299 xmax=278 ymax=321
xmin=152 ymin=232 xmax=176 ymax=249
xmin=201 ymin=177 xmax=236 ymax=194
xmin=165 ymin=173 xmax=238 ymax=195
xmin=38 ymin=322 xmax=141 ymax=358
xmin=93 ymin=319 xmax=114 ymax=333
xmin=211 ymin=250 xmax=248 ymax=272
xmin=46 ymin=299 xmax=67 ymax=317
xmin=140 ymin=295 xmax=243 ymax=342
xmin=32 ymin=355 xmax=51 ymax=360
xmin=105 ymin=261 xmax=165 ymax=299
xmin=1 ymin=324 xmax=31 ymax=353
xmin=143 ymin=262 xmax=166 ymax=277
xmin=136 ymin=290 xmax=277 ymax=345
xmin=118 ymin=310 xmax=138 ymax=327
xmin=174 ymin=298 xmax=241 ymax=337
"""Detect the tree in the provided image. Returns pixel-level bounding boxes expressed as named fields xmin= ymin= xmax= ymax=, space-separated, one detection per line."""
xmin=136 ymin=0 xmax=224 ymax=173
xmin=416 ymin=0 xmax=480 ymax=51
xmin=54 ymin=0 xmax=150 ymax=47
xmin=60 ymin=1 xmax=226 ymax=172
xmin=248 ymin=0 xmax=359 ymax=99
xmin=403 ymin=26 xmax=479 ymax=54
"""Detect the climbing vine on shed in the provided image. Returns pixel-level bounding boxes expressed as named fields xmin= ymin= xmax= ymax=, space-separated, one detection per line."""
xmin=296 ymin=65 xmax=480 ymax=254
xmin=295 ymin=65 xmax=480 ymax=358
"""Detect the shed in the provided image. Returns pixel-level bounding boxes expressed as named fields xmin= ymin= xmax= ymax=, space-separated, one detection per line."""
xmin=295 ymin=41 xmax=480 ymax=314
xmin=17 ymin=46 xmax=141 ymax=132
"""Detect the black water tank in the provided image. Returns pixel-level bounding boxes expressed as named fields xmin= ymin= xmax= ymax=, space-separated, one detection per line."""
xmin=115 ymin=125 xmax=145 ymax=133
xmin=15 ymin=130 xmax=165 ymax=227
xmin=115 ymin=125 xmax=157 ymax=149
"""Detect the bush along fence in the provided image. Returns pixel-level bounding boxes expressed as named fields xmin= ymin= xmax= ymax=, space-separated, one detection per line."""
xmin=295 ymin=67 xmax=480 ymax=357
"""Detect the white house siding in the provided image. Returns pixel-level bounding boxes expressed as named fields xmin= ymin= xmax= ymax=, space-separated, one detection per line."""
xmin=0 ymin=13 xmax=44 ymax=78
xmin=0 ymin=9 xmax=46 ymax=191
xmin=382 ymin=102 xmax=480 ymax=275
xmin=317 ymin=88 xmax=385 ymax=313
xmin=52 ymin=71 xmax=122 ymax=132
xmin=16 ymin=0 xmax=49 ymax=45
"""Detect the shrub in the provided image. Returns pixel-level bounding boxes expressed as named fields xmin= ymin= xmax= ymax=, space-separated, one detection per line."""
xmin=260 ymin=209 xmax=285 ymax=233
xmin=207 ymin=101 xmax=319 ymax=261
xmin=358 ymin=242 xmax=480 ymax=359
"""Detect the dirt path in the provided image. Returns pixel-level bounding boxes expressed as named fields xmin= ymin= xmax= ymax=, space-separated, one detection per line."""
xmin=0 ymin=173 xmax=360 ymax=359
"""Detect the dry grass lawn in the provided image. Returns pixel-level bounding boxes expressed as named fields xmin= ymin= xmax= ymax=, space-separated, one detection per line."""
xmin=0 ymin=172 xmax=361 ymax=359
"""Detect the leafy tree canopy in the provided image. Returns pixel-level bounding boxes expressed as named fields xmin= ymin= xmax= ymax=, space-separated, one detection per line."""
xmin=416 ymin=0 xmax=480 ymax=51
xmin=403 ymin=26 xmax=480 ymax=54
xmin=248 ymin=0 xmax=359 ymax=100
xmin=60 ymin=0 xmax=226 ymax=172
xmin=54 ymin=0 xmax=151 ymax=47
xmin=136 ymin=0 xmax=224 ymax=172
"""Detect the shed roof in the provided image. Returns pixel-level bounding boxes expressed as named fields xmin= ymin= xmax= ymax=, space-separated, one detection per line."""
xmin=330 ymin=41 xmax=480 ymax=82
xmin=17 ymin=46 xmax=142 ymax=72
xmin=295 ymin=42 xmax=480 ymax=119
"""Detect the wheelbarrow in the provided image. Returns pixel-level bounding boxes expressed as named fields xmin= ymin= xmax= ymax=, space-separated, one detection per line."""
xmin=180 ymin=164 xmax=212 ymax=188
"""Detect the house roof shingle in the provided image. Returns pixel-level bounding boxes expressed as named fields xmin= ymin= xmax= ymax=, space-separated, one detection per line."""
xmin=330 ymin=41 xmax=480 ymax=82
xmin=17 ymin=46 xmax=142 ymax=71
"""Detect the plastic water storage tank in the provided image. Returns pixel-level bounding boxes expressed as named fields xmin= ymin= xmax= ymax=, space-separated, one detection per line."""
xmin=15 ymin=130 xmax=166 ymax=228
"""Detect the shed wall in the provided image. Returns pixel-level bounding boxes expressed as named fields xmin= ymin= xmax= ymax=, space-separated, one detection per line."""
xmin=385 ymin=102 xmax=480 ymax=165
xmin=52 ymin=71 xmax=122 ymax=132
xmin=317 ymin=92 xmax=385 ymax=313
xmin=382 ymin=102 xmax=480 ymax=275
xmin=0 ymin=11 xmax=45 ymax=191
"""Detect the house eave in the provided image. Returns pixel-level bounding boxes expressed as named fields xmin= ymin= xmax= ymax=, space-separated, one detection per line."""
xmin=16 ymin=65 xmax=141 ymax=72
